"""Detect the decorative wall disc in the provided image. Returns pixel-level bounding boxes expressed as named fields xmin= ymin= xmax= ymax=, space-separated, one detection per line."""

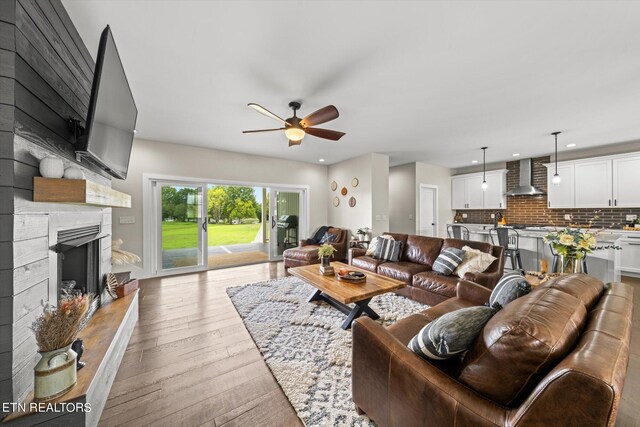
xmin=331 ymin=181 xmax=337 ymax=191
xmin=349 ymin=196 xmax=356 ymax=207
xmin=341 ymin=187 xmax=348 ymax=196
xmin=333 ymin=197 xmax=340 ymax=207
xmin=351 ymin=177 xmax=359 ymax=187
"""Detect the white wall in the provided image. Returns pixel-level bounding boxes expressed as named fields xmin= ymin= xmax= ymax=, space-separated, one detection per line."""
xmin=389 ymin=163 xmax=416 ymax=234
xmin=327 ymin=153 xmax=389 ymax=237
xmin=111 ymin=138 xmax=328 ymax=273
xmin=415 ymin=162 xmax=454 ymax=237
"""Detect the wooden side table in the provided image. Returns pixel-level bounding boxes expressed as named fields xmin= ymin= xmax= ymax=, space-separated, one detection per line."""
xmin=525 ymin=271 xmax=563 ymax=287
xmin=350 ymin=240 xmax=370 ymax=249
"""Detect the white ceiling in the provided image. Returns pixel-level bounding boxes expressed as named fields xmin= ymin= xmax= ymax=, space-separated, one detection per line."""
xmin=63 ymin=0 xmax=640 ymax=168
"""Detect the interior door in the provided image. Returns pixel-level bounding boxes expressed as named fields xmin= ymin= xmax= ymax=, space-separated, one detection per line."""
xmin=157 ymin=182 xmax=208 ymax=273
xmin=418 ymin=186 xmax=437 ymax=237
xmin=269 ymin=189 xmax=302 ymax=261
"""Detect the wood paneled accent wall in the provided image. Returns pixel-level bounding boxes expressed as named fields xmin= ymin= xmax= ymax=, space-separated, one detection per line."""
xmin=0 ymin=0 xmax=113 ymax=408
xmin=456 ymin=156 xmax=640 ymax=227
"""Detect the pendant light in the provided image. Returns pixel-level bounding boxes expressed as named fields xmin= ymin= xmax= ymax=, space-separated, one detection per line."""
xmin=481 ymin=147 xmax=488 ymax=191
xmin=551 ymin=132 xmax=562 ymax=185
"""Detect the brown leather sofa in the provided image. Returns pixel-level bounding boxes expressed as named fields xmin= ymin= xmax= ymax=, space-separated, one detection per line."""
xmin=348 ymin=233 xmax=504 ymax=305
xmin=283 ymin=227 xmax=348 ymax=271
xmin=352 ymin=274 xmax=633 ymax=427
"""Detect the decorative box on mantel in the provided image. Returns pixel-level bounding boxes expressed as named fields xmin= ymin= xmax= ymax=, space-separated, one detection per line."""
xmin=33 ymin=177 xmax=131 ymax=208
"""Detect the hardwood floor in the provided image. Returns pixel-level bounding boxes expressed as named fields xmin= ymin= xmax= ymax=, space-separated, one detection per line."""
xmin=98 ymin=262 xmax=302 ymax=427
xmin=100 ymin=265 xmax=639 ymax=427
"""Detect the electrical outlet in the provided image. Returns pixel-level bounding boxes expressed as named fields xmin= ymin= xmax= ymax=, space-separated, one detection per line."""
xmin=119 ymin=216 xmax=135 ymax=224
xmin=564 ymin=214 xmax=572 ymax=220
xmin=490 ymin=213 xmax=495 ymax=219
xmin=462 ymin=213 xmax=468 ymax=218
xmin=408 ymin=214 xmax=413 ymax=220
xmin=375 ymin=215 xmax=381 ymax=221
xmin=626 ymin=214 xmax=638 ymax=221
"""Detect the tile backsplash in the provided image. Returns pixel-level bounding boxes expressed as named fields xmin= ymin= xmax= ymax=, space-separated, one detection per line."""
xmin=456 ymin=156 xmax=639 ymax=228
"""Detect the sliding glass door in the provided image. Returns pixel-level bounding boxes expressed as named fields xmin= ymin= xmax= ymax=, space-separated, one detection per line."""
xmin=146 ymin=176 xmax=307 ymax=275
xmin=269 ymin=189 xmax=303 ymax=260
xmin=156 ymin=182 xmax=208 ymax=274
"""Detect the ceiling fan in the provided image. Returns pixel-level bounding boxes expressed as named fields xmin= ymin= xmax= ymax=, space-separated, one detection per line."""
xmin=243 ymin=101 xmax=345 ymax=146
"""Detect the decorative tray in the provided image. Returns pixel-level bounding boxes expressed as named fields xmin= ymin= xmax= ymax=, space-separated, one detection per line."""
xmin=337 ymin=270 xmax=366 ymax=283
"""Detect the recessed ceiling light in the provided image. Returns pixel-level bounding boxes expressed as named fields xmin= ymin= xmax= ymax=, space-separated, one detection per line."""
xmin=512 ymin=153 xmax=520 ymax=157
xmin=471 ymin=160 xmax=478 ymax=164
xmin=566 ymin=143 xmax=576 ymax=148
xmin=319 ymin=158 xmax=325 ymax=162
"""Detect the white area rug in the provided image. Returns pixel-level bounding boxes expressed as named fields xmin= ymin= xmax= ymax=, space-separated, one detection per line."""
xmin=227 ymin=276 xmax=426 ymax=426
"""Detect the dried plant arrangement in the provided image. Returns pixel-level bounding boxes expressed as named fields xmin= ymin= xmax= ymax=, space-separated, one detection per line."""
xmin=111 ymin=238 xmax=141 ymax=266
xmin=31 ymin=294 xmax=93 ymax=353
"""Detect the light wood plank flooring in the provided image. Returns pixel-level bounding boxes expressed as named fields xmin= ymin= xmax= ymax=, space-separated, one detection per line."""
xmin=98 ymin=262 xmax=302 ymax=427
xmin=99 ymin=265 xmax=639 ymax=426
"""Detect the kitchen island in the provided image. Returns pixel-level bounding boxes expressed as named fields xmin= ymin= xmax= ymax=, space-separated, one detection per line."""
xmin=448 ymin=223 xmax=623 ymax=283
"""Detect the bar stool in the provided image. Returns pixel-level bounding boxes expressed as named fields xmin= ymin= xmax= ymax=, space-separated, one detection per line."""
xmin=447 ymin=224 xmax=470 ymax=240
xmin=549 ymin=244 xmax=588 ymax=274
xmin=489 ymin=227 xmax=525 ymax=274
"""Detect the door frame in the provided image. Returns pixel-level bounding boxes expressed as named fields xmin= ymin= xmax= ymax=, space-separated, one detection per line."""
xmin=417 ymin=184 xmax=438 ymax=237
xmin=143 ymin=173 xmax=310 ymax=277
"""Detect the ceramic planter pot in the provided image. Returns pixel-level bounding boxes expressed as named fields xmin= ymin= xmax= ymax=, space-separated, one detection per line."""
xmin=39 ymin=156 xmax=64 ymax=178
xmin=34 ymin=343 xmax=77 ymax=402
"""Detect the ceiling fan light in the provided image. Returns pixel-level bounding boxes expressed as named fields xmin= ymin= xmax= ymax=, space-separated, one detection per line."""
xmin=284 ymin=127 xmax=305 ymax=142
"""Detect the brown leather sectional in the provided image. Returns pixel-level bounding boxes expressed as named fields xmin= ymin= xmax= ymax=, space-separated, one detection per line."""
xmin=348 ymin=233 xmax=505 ymax=305
xmin=283 ymin=227 xmax=348 ymax=271
xmin=352 ymin=274 xmax=633 ymax=426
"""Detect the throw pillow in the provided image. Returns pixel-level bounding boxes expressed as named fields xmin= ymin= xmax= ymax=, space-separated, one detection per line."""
xmin=374 ymin=238 xmax=403 ymax=262
xmin=408 ymin=305 xmax=498 ymax=360
xmin=455 ymin=246 xmax=497 ymax=279
xmin=489 ymin=273 xmax=531 ymax=308
xmin=365 ymin=235 xmax=394 ymax=257
xmin=432 ymin=247 xmax=465 ymax=276
xmin=319 ymin=232 xmax=338 ymax=244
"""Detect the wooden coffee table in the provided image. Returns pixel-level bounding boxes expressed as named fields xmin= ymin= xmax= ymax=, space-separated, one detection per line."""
xmin=288 ymin=261 xmax=406 ymax=330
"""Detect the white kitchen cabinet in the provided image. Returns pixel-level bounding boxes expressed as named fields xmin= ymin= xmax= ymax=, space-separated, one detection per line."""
xmin=574 ymin=159 xmax=612 ymax=208
xmin=546 ymin=164 xmax=575 ymax=208
xmin=451 ymin=170 xmax=506 ymax=210
xmin=619 ymin=236 xmax=640 ymax=274
xmin=613 ymin=156 xmax=640 ymax=207
xmin=483 ymin=171 xmax=507 ymax=209
xmin=451 ymin=176 xmax=467 ymax=210
xmin=466 ymin=175 xmax=484 ymax=209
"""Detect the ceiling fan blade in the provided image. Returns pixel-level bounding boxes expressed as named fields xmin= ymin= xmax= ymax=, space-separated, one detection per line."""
xmin=242 ymin=128 xmax=285 ymax=134
xmin=300 ymin=105 xmax=339 ymax=128
xmin=305 ymin=127 xmax=345 ymax=141
xmin=248 ymin=103 xmax=289 ymax=126
xmin=288 ymin=140 xmax=302 ymax=147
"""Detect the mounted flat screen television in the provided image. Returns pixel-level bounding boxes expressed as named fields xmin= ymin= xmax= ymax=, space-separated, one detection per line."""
xmin=76 ymin=25 xmax=137 ymax=180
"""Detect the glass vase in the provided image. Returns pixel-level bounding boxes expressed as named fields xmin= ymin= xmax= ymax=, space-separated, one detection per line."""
xmin=559 ymin=255 xmax=583 ymax=274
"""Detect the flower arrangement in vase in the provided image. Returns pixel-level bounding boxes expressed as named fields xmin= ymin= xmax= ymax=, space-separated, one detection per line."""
xmin=543 ymin=212 xmax=621 ymax=274
xmin=31 ymin=294 xmax=93 ymax=401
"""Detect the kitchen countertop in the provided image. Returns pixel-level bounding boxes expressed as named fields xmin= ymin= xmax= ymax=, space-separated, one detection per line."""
xmin=448 ymin=223 xmax=624 ymax=243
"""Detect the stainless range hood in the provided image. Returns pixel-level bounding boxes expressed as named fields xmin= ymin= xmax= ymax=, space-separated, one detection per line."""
xmin=505 ymin=158 xmax=545 ymax=196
